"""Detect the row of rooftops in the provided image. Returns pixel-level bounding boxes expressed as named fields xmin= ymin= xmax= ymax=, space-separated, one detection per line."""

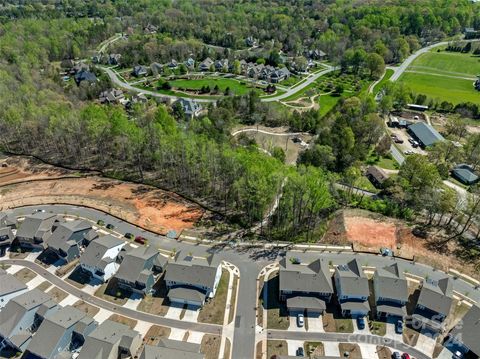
xmin=0 ymin=286 xmax=205 ymax=359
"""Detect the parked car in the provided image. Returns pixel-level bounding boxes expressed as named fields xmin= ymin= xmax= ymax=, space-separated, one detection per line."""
xmin=297 ymin=313 xmax=304 ymax=327
xmin=394 ymin=138 xmax=404 ymax=144
xmin=106 ymin=223 xmax=115 ymax=230
xmin=395 ymin=320 xmax=404 ymax=334
xmin=292 ymin=137 xmax=302 ymax=143
xmin=404 ymin=150 xmax=414 ymax=155
xmin=402 ymin=353 xmax=411 ymax=359
xmin=124 ymin=232 xmax=134 ymax=240
xmin=96 ymin=219 xmax=105 ymax=226
xmin=392 ymin=352 xmax=401 ymax=359
xmin=34 ymin=209 xmax=46 ymax=213
xmin=135 ymin=236 xmax=146 ymax=245
xmin=380 ymin=247 xmax=393 ymax=256
xmin=357 ymin=317 xmax=366 ymax=330
xmin=296 ymin=347 xmax=304 ymax=356
xmin=453 ymin=351 xmax=463 ymax=359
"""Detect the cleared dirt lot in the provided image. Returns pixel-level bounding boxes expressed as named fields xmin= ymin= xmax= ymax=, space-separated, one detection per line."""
xmin=0 ymin=156 xmax=204 ymax=236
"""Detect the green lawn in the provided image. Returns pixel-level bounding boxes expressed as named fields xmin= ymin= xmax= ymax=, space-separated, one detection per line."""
xmin=410 ymin=51 xmax=480 ymax=77
xmin=169 ymin=78 xmax=260 ymax=95
xmin=399 ymin=72 xmax=479 ymax=105
xmin=399 ymin=50 xmax=480 ymax=105
xmin=318 ymin=94 xmax=343 ymax=117
xmin=372 ymin=69 xmax=394 ymax=95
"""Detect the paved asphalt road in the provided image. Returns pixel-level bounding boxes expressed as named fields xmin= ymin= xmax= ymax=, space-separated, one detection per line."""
xmin=2 ymin=259 xmax=222 ymax=334
xmin=268 ymin=330 xmax=431 ymax=359
xmin=5 ymin=204 xmax=480 ymax=359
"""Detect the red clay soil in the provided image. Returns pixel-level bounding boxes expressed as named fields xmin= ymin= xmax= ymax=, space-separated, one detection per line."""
xmin=343 ymin=215 xmax=397 ymax=249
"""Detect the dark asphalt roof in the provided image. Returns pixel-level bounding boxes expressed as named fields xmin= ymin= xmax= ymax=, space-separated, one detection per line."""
xmin=279 ymin=254 xmax=333 ymax=295
xmin=286 ymin=296 xmax=327 ymax=311
xmin=165 ymin=255 xmax=218 ymax=289
xmin=115 ymin=245 xmax=158 ymax=284
xmin=408 ymin=122 xmax=444 ymax=147
xmin=80 ymin=235 xmax=124 ymax=268
xmin=0 ymin=270 xmax=27 ymax=296
xmin=449 ymin=304 xmax=480 ymax=356
xmin=140 ymin=344 xmax=205 ymax=359
xmin=334 ymin=259 xmax=370 ymax=298
xmin=416 ymin=277 xmax=453 ymax=317
xmin=452 ymin=164 xmax=479 ymax=184
xmin=168 ymin=287 xmax=206 ymax=303
xmin=374 ymin=263 xmax=408 ymax=303
xmin=16 ymin=213 xmax=57 ymax=240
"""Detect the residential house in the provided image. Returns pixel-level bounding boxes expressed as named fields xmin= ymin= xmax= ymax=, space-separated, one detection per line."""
xmin=70 ymin=62 xmax=89 ymax=75
xmin=82 ymin=229 xmax=99 ymax=247
xmin=114 ymin=245 xmax=167 ymax=295
xmin=305 ymin=49 xmax=327 ymax=60
xmin=464 ymin=27 xmax=479 ymax=39
xmin=74 ymin=70 xmax=97 ymax=86
xmin=0 ymin=269 xmax=28 ymax=309
xmin=451 ymin=164 xmax=479 ymax=185
xmin=0 ymin=212 xmax=17 ymax=229
xmin=24 ymin=305 xmax=96 ymax=359
xmin=165 ymin=253 xmax=221 ymax=307
xmin=0 ymin=227 xmax=14 ymax=256
xmin=412 ymin=277 xmax=453 ymax=332
xmin=175 ymin=98 xmax=202 ymax=118
xmin=366 ymin=166 xmax=389 ymax=189
xmin=447 ymin=304 xmax=480 ymax=358
xmin=407 ymin=122 xmax=444 ymax=148
xmin=132 ymin=65 xmax=148 ymax=77
xmin=150 ymin=62 xmax=163 ymax=76
xmin=144 ymin=24 xmax=158 ymax=34
xmin=92 ymin=53 xmax=103 ymax=64
xmin=334 ymin=259 xmax=370 ymax=318
xmin=168 ymin=59 xmax=178 ymax=69
xmin=108 ymin=53 xmax=121 ymax=66
xmin=43 ymin=220 xmax=92 ymax=263
xmin=279 ymin=254 xmax=334 ymax=314
xmin=373 ymin=263 xmax=408 ymax=320
xmin=270 ymin=67 xmax=290 ymax=83
xmin=0 ymin=289 xmax=57 ymax=353
xmin=14 ymin=212 xmax=58 ymax=250
xmin=245 ymin=36 xmax=258 ymax=47
xmin=199 ymin=58 xmax=214 ymax=72
xmin=247 ymin=64 xmax=262 ymax=79
xmin=260 ymin=65 xmax=275 ymax=80
xmin=184 ymin=58 xmax=195 ymax=70
xmin=132 ymin=93 xmax=148 ymax=104
xmin=78 ymin=320 xmax=141 ymax=359
xmin=214 ymin=59 xmax=228 ymax=72
xmin=79 ymin=235 xmax=125 ymax=282
xmin=140 ymin=338 xmax=204 ymax=359
xmin=99 ymin=89 xmax=125 ymax=104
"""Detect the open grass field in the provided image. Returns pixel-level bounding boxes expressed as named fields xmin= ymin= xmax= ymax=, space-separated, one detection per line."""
xmin=399 ymin=72 xmax=479 ymax=104
xmin=372 ymin=69 xmax=394 ymax=95
xmin=170 ymin=77 xmax=260 ymax=95
xmin=399 ymin=50 xmax=480 ymax=104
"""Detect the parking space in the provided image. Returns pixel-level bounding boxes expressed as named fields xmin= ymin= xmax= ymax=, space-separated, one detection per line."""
xmin=385 ymin=320 xmax=403 ymax=342
xmin=416 ymin=331 xmax=437 ymax=356
xmin=288 ymin=313 xmax=306 ymax=332
xmin=287 ymin=340 xmax=305 ymax=356
xmin=183 ymin=305 xmax=200 ymax=322
xmin=306 ymin=311 xmax=324 ymax=332
xmin=323 ymin=342 xmax=340 ymax=356
xmin=359 ymin=343 xmax=378 ymax=358
xmin=353 ymin=317 xmax=370 ymax=334
xmin=165 ymin=303 xmax=184 ymax=320
xmin=386 ymin=123 xmax=427 ymax=156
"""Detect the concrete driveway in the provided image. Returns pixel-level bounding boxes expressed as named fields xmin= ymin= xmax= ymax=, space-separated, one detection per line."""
xmin=385 ymin=319 xmax=403 ymax=342
xmin=306 ymin=311 xmax=324 ymax=332
xmin=289 ymin=314 xmax=306 ymax=332
xmin=165 ymin=303 xmax=184 ymax=320
xmin=353 ymin=317 xmax=370 ymax=334
xmin=416 ymin=331 xmax=437 ymax=356
xmin=183 ymin=305 xmax=200 ymax=322
xmin=287 ymin=340 xmax=305 ymax=356
xmin=359 ymin=343 xmax=379 ymax=358
xmin=323 ymin=342 xmax=340 ymax=356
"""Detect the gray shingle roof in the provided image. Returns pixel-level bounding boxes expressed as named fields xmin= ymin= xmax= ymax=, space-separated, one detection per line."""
xmin=80 ymin=235 xmax=124 ymax=268
xmin=452 ymin=164 xmax=479 ymax=185
xmin=45 ymin=220 xmax=90 ymax=253
xmin=165 ymin=255 xmax=218 ymax=289
xmin=78 ymin=320 xmax=139 ymax=359
xmin=168 ymin=287 xmax=206 ymax=303
xmin=279 ymin=255 xmax=333 ymax=295
xmin=115 ymin=245 xmax=158 ymax=284
xmin=408 ymin=122 xmax=444 ymax=147
xmin=286 ymin=296 xmax=327 ymax=311
xmin=0 ymin=289 xmax=54 ymax=340
xmin=0 ymin=227 xmax=14 ymax=244
xmin=374 ymin=263 xmax=408 ymax=303
xmin=0 ymin=271 xmax=27 ymax=297
xmin=140 ymin=338 xmax=205 ymax=359
xmin=416 ymin=277 xmax=453 ymax=317
xmin=26 ymin=305 xmax=92 ymax=359
xmin=335 ymin=259 xmax=369 ymax=298
xmin=449 ymin=304 xmax=480 ymax=356
xmin=16 ymin=213 xmax=57 ymax=240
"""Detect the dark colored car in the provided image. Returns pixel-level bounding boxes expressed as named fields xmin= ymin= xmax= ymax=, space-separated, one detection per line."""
xmin=296 ymin=347 xmax=304 ymax=356
xmin=395 ymin=320 xmax=404 ymax=334
xmin=357 ymin=317 xmax=366 ymax=330
xmin=106 ymin=223 xmax=115 ymax=230
xmin=97 ymin=219 xmax=105 ymax=226
xmin=135 ymin=236 xmax=146 ymax=245
xmin=392 ymin=352 xmax=401 ymax=359
xmin=124 ymin=232 xmax=134 ymax=240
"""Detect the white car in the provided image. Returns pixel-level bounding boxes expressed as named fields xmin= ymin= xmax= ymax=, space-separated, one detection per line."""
xmin=297 ymin=313 xmax=304 ymax=327
xmin=404 ymin=150 xmax=414 ymax=155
